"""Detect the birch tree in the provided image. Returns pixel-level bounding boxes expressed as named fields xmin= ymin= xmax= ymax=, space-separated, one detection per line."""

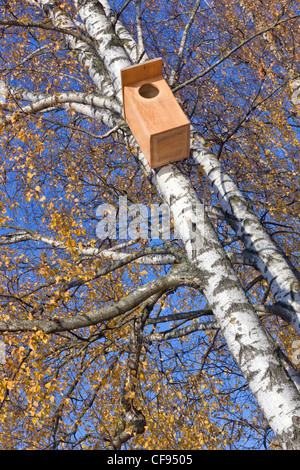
xmin=0 ymin=0 xmax=300 ymax=450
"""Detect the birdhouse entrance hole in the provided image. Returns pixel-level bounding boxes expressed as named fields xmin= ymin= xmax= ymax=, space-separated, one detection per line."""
xmin=139 ymin=83 xmax=159 ymax=99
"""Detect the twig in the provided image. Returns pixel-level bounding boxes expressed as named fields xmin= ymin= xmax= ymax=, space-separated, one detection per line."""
xmin=135 ymin=0 xmax=145 ymax=62
xmin=172 ymin=15 xmax=300 ymax=92
xmin=0 ymin=19 xmax=94 ymax=47
xmin=168 ymin=0 xmax=202 ymax=87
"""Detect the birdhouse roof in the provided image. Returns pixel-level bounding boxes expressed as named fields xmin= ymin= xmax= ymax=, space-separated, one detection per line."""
xmin=121 ymin=58 xmax=163 ymax=87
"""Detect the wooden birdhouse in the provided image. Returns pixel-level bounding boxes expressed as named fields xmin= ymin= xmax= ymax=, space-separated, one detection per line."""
xmin=121 ymin=58 xmax=190 ymax=169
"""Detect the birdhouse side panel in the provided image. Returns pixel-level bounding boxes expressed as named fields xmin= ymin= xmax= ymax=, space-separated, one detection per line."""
xmin=123 ymin=90 xmax=152 ymax=163
xmin=150 ymin=124 xmax=190 ymax=169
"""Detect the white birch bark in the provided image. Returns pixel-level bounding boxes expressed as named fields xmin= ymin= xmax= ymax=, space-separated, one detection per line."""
xmin=74 ymin=0 xmax=131 ymax=101
xmin=98 ymin=0 xmax=138 ymax=62
xmin=33 ymin=0 xmax=115 ymax=97
xmin=0 ymin=229 xmax=176 ymax=265
xmin=71 ymin=0 xmax=300 ymax=338
xmin=71 ymin=4 xmax=300 ymax=449
xmin=1 ymin=84 xmax=122 ymax=128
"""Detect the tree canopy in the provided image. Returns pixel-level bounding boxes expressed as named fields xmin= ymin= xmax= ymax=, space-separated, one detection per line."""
xmin=0 ymin=0 xmax=299 ymax=450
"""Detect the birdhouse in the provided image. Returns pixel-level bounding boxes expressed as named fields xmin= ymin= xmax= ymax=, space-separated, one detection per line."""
xmin=121 ymin=58 xmax=190 ymax=169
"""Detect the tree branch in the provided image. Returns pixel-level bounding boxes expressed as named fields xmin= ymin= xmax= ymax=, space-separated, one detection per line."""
xmin=135 ymin=0 xmax=145 ymax=61
xmin=168 ymin=0 xmax=202 ymax=87
xmin=33 ymin=0 xmax=115 ymax=96
xmin=0 ymin=227 xmax=178 ymax=265
xmin=0 ymin=86 xmax=122 ymax=129
xmin=144 ymin=319 xmax=219 ymax=342
xmin=0 ymin=18 xmax=94 ymax=47
xmin=172 ymin=14 xmax=300 ymax=92
xmin=0 ymin=266 xmax=203 ymax=333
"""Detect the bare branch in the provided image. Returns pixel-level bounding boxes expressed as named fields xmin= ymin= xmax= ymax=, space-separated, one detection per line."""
xmin=0 ymin=266 xmax=203 ymax=333
xmin=168 ymin=0 xmax=202 ymax=87
xmin=0 ymin=18 xmax=94 ymax=47
xmin=135 ymin=0 xmax=145 ymax=61
xmin=146 ymin=308 xmax=214 ymax=325
xmin=172 ymin=14 xmax=300 ymax=92
xmin=144 ymin=320 xmax=219 ymax=342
